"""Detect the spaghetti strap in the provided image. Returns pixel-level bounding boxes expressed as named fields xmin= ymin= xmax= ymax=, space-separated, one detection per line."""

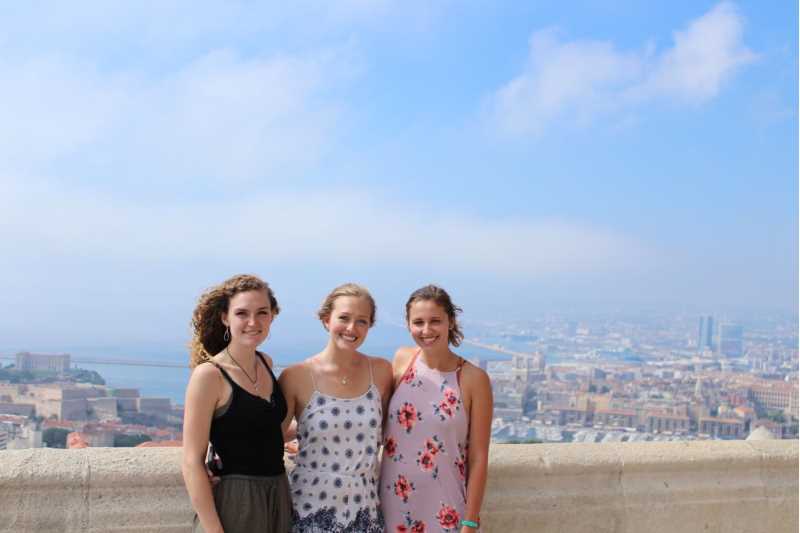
xmin=455 ymin=356 xmax=465 ymax=388
xmin=255 ymin=352 xmax=277 ymax=381
xmin=210 ymin=361 xmax=236 ymax=388
xmin=367 ymin=357 xmax=374 ymax=385
xmin=396 ymin=348 xmax=421 ymax=388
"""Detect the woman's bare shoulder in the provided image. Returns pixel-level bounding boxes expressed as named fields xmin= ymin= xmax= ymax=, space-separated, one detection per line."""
xmin=460 ymin=359 xmax=491 ymax=388
xmin=391 ymin=346 xmax=416 ymax=374
xmin=257 ymin=351 xmax=275 ymax=368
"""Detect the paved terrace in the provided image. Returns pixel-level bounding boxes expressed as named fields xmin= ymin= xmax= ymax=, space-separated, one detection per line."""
xmin=0 ymin=440 xmax=797 ymax=532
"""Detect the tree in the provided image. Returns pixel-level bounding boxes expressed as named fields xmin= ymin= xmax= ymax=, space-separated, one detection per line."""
xmin=42 ymin=428 xmax=70 ymax=448
xmin=766 ymin=410 xmax=786 ymax=424
xmin=114 ymin=433 xmax=152 ymax=447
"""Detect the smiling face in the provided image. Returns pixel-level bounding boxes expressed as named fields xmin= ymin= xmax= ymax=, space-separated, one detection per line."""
xmin=324 ymin=295 xmax=372 ymax=351
xmin=407 ymin=299 xmax=451 ymax=350
xmin=221 ymin=289 xmax=273 ymax=349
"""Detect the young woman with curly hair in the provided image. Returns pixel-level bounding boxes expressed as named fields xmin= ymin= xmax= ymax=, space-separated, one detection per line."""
xmin=381 ymin=285 xmax=493 ymax=533
xmin=182 ymin=274 xmax=292 ymax=533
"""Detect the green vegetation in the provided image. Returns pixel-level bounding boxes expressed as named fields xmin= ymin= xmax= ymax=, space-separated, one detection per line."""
xmin=0 ymin=366 xmax=105 ymax=385
xmin=42 ymin=428 xmax=70 ymax=448
xmin=65 ymin=368 xmax=106 ymax=385
xmin=0 ymin=367 xmax=37 ymax=383
xmin=766 ymin=410 xmax=786 ymax=424
xmin=114 ymin=433 xmax=152 ymax=447
xmin=502 ymin=437 xmax=543 ymax=444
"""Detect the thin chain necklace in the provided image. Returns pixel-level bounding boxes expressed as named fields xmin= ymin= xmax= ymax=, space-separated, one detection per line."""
xmin=226 ymin=346 xmax=259 ymax=390
xmin=317 ymin=355 xmax=353 ymax=385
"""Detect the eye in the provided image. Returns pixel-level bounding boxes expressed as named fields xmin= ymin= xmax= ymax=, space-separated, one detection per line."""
xmin=356 ymin=319 xmax=368 ymax=326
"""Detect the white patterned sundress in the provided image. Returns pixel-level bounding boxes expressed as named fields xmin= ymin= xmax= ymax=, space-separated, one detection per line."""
xmin=290 ymin=361 xmax=385 ymax=533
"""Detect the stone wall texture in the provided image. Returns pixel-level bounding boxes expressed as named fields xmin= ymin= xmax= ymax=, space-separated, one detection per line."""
xmin=0 ymin=440 xmax=796 ymax=533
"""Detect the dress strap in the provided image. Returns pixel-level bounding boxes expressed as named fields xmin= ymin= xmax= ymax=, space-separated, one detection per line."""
xmin=208 ymin=361 xmax=237 ymax=388
xmin=256 ymin=352 xmax=277 ymax=383
xmin=455 ymin=356 xmax=465 ymax=388
xmin=367 ymin=356 xmax=375 ymax=385
xmin=395 ymin=349 xmax=421 ymax=388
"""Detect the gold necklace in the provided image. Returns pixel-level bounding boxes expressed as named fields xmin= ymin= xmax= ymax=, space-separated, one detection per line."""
xmin=226 ymin=347 xmax=259 ymax=390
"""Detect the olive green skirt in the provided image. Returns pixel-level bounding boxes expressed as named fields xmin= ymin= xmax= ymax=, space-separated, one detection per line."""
xmin=193 ymin=473 xmax=292 ymax=533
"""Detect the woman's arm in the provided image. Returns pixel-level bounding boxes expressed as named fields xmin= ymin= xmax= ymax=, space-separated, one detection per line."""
xmin=182 ymin=364 xmax=225 ymax=533
xmin=279 ymin=366 xmax=298 ymax=437
xmin=370 ymin=356 xmax=394 ymax=418
xmin=461 ymin=365 xmax=493 ymax=532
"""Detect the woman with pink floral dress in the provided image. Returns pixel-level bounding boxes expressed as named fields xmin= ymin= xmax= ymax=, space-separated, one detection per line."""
xmin=380 ymin=286 xmax=493 ymax=533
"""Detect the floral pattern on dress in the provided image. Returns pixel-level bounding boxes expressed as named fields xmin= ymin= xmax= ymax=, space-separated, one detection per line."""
xmin=416 ymin=436 xmax=444 ymax=478
xmin=292 ymin=377 xmax=384 ymax=533
xmin=435 ymin=504 xmax=460 ymax=531
xmin=392 ymin=474 xmax=415 ymax=503
xmin=401 ymin=365 xmax=424 ymax=388
xmin=396 ymin=511 xmax=427 ymax=533
xmin=384 ymin=436 xmax=404 ymax=462
xmin=292 ymin=506 xmax=385 ymax=533
xmin=432 ymin=381 xmax=462 ymax=421
xmin=381 ymin=353 xmax=470 ymax=533
xmin=396 ymin=402 xmax=422 ymax=433
xmin=454 ymin=443 xmax=467 ymax=481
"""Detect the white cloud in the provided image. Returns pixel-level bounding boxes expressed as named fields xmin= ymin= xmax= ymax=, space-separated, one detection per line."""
xmin=0 ymin=178 xmax=654 ymax=279
xmin=488 ymin=2 xmax=756 ymax=137
xmin=0 ymin=47 xmax=353 ymax=183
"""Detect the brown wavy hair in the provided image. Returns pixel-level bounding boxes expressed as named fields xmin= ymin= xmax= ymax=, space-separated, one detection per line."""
xmin=189 ymin=274 xmax=280 ymax=368
xmin=317 ymin=283 xmax=376 ymax=328
xmin=405 ymin=284 xmax=464 ymax=346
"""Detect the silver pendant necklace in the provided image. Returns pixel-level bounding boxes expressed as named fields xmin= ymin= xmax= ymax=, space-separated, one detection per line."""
xmin=226 ymin=347 xmax=259 ymax=391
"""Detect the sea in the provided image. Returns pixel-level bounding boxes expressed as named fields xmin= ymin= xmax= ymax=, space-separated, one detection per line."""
xmin=68 ymin=324 xmax=512 ymax=405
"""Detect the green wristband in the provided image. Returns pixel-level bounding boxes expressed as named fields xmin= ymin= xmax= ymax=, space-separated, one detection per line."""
xmin=461 ymin=519 xmax=480 ymax=529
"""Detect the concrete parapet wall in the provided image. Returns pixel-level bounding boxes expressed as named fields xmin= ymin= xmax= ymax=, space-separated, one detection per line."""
xmin=0 ymin=441 xmax=796 ymax=532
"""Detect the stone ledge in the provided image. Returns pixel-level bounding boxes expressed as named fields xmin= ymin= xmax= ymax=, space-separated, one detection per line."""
xmin=0 ymin=441 xmax=796 ymax=532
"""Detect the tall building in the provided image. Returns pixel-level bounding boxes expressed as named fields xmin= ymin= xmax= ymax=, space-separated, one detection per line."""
xmin=15 ymin=352 xmax=70 ymax=376
xmin=697 ymin=316 xmax=715 ymax=352
xmin=717 ymin=323 xmax=744 ymax=358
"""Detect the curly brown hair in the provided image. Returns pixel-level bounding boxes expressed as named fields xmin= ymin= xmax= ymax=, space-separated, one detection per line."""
xmin=189 ymin=274 xmax=280 ymax=368
xmin=405 ymin=284 xmax=464 ymax=347
xmin=317 ymin=283 xmax=376 ymax=328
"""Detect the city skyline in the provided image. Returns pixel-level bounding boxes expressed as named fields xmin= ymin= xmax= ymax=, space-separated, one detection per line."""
xmin=0 ymin=1 xmax=796 ymax=349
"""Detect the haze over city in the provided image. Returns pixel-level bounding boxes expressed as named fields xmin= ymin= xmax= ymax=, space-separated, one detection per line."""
xmin=0 ymin=1 xmax=796 ymax=353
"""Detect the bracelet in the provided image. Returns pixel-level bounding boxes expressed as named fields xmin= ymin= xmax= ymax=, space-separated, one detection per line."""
xmin=461 ymin=519 xmax=480 ymax=529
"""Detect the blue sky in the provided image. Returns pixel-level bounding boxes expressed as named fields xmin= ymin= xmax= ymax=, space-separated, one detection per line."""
xmin=0 ymin=1 xmax=796 ymax=351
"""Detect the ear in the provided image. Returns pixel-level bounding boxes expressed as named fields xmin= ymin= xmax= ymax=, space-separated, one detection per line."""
xmin=220 ymin=312 xmax=229 ymax=327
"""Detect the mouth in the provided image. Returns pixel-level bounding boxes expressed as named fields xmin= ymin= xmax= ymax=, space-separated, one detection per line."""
xmin=419 ymin=335 xmax=439 ymax=345
xmin=339 ymin=334 xmax=358 ymax=343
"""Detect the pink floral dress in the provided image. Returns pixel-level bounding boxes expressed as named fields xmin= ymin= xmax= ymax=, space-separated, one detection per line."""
xmin=380 ymin=351 xmax=468 ymax=533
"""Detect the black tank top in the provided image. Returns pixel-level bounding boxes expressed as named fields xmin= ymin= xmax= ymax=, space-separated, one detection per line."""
xmin=208 ymin=353 xmax=288 ymax=476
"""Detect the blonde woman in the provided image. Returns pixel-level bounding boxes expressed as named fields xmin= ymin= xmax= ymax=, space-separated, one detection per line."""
xmin=279 ymin=283 xmax=393 ymax=533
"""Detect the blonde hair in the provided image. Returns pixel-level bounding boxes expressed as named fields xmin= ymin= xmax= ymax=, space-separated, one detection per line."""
xmin=189 ymin=274 xmax=280 ymax=368
xmin=317 ymin=283 xmax=376 ymax=327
